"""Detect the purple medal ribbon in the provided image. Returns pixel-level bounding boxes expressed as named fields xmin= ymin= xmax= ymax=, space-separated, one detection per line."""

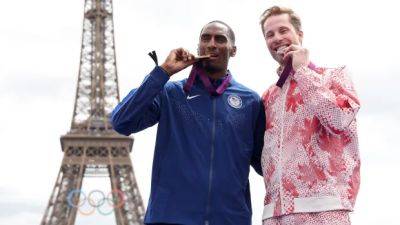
xmin=276 ymin=58 xmax=293 ymax=88
xmin=308 ymin=62 xmax=316 ymax=71
xmin=184 ymin=63 xmax=232 ymax=96
xmin=276 ymin=60 xmax=317 ymax=88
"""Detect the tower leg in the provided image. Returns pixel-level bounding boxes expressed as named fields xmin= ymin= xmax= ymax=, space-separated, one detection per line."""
xmin=112 ymin=165 xmax=145 ymax=225
xmin=40 ymin=163 xmax=84 ymax=225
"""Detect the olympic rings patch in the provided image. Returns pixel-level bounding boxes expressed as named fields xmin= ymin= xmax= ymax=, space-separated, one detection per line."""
xmin=67 ymin=189 xmax=125 ymax=216
xmin=227 ymin=94 xmax=242 ymax=109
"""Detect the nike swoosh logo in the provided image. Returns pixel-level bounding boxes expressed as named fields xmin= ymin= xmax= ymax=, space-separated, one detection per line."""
xmin=187 ymin=94 xmax=201 ymax=100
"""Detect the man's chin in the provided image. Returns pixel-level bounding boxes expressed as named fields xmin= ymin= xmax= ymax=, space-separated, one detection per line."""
xmin=202 ymin=61 xmax=222 ymax=72
xmin=272 ymin=55 xmax=284 ymax=65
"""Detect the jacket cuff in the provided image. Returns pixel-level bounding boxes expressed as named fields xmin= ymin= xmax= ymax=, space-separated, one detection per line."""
xmin=149 ymin=66 xmax=170 ymax=85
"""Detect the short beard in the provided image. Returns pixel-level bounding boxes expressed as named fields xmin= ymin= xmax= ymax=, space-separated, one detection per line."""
xmin=273 ymin=54 xmax=284 ymax=66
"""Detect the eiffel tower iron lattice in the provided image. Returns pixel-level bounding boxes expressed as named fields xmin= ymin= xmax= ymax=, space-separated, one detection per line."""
xmin=40 ymin=0 xmax=145 ymax=224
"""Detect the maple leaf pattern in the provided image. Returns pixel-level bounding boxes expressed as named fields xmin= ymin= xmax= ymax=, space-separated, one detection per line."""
xmin=318 ymin=129 xmax=351 ymax=176
xmin=329 ymin=81 xmax=353 ymax=110
xmin=264 ymin=193 xmax=272 ymax=205
xmin=266 ymin=110 xmax=275 ymax=130
xmin=263 ymin=87 xmax=280 ymax=130
xmin=262 ymin=86 xmax=279 ymax=107
xmin=297 ymin=161 xmax=327 ymax=188
xmin=282 ymin=177 xmax=299 ymax=198
xmin=265 ymin=163 xmax=275 ymax=183
xmin=336 ymin=95 xmax=351 ymax=109
xmin=348 ymin=161 xmax=360 ymax=201
xmin=299 ymin=117 xmax=321 ymax=148
xmin=286 ymin=80 xmax=304 ymax=113
xmin=318 ymin=129 xmax=351 ymax=155
xmin=260 ymin=66 xmax=360 ymax=217
xmin=327 ymin=155 xmax=346 ymax=176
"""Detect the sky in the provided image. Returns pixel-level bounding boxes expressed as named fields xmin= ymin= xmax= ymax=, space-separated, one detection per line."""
xmin=1 ymin=0 xmax=400 ymax=224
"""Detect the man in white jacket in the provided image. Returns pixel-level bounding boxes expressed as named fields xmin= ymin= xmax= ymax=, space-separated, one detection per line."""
xmin=259 ymin=6 xmax=361 ymax=225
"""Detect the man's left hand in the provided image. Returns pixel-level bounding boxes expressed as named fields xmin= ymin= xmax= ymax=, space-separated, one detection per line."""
xmin=283 ymin=44 xmax=310 ymax=71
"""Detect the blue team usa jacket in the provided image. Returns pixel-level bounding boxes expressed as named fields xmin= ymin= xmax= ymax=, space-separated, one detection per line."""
xmin=111 ymin=66 xmax=265 ymax=225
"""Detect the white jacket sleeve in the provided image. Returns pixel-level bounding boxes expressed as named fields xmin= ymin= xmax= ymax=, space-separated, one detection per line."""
xmin=293 ymin=65 xmax=360 ymax=134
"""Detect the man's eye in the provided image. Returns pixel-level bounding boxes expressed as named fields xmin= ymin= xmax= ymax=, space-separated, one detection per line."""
xmin=201 ymin=35 xmax=211 ymax=41
xmin=215 ymin=36 xmax=227 ymax=43
xmin=266 ymin=33 xmax=274 ymax=38
xmin=279 ymin=28 xmax=288 ymax=34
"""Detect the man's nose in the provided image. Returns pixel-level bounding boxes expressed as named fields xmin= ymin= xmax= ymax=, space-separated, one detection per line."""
xmin=271 ymin=33 xmax=284 ymax=43
xmin=270 ymin=35 xmax=284 ymax=48
xmin=207 ymin=37 xmax=217 ymax=48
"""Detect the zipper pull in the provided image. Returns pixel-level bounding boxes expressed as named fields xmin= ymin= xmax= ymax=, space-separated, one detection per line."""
xmin=148 ymin=50 xmax=158 ymax=66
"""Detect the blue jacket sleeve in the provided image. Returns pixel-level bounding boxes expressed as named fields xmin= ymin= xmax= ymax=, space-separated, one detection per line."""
xmin=110 ymin=66 xmax=170 ymax=135
xmin=251 ymin=99 xmax=266 ymax=176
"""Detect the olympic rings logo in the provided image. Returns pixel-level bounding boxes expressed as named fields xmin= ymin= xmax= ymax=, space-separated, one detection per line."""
xmin=67 ymin=189 xmax=125 ymax=216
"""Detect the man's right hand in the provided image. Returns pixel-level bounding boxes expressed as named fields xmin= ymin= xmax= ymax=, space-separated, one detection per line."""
xmin=161 ymin=48 xmax=197 ymax=76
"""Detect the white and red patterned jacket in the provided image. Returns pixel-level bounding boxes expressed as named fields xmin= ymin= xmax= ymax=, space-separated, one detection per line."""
xmin=261 ymin=64 xmax=360 ymax=220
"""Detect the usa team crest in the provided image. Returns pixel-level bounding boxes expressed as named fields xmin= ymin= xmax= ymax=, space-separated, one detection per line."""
xmin=227 ymin=94 xmax=242 ymax=109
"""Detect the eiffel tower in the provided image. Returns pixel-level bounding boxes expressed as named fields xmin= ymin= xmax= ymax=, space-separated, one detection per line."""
xmin=40 ymin=0 xmax=145 ymax=224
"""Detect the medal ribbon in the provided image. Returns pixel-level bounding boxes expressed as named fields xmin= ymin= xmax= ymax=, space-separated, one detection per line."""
xmin=184 ymin=63 xmax=231 ymax=96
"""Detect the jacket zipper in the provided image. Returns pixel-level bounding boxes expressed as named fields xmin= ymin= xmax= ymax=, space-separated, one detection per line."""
xmin=278 ymin=82 xmax=289 ymax=212
xmin=205 ymin=98 xmax=217 ymax=225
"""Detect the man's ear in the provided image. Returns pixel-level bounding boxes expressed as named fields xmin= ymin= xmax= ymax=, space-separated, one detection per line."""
xmin=298 ymin=30 xmax=304 ymax=44
xmin=230 ymin=46 xmax=237 ymax=57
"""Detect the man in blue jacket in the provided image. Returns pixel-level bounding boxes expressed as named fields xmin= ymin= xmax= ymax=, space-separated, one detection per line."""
xmin=111 ymin=21 xmax=265 ymax=225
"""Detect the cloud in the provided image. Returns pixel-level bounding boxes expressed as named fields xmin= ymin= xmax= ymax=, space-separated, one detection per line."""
xmin=0 ymin=74 xmax=73 ymax=100
xmin=0 ymin=188 xmax=44 ymax=224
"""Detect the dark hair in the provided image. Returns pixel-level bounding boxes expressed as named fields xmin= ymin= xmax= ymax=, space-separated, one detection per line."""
xmin=200 ymin=20 xmax=236 ymax=44
xmin=260 ymin=6 xmax=302 ymax=35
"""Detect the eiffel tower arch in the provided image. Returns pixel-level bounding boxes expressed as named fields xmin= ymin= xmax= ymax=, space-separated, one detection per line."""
xmin=40 ymin=0 xmax=145 ymax=224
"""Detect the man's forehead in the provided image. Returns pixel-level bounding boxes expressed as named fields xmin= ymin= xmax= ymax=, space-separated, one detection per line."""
xmin=263 ymin=14 xmax=291 ymax=32
xmin=200 ymin=23 xmax=229 ymax=36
